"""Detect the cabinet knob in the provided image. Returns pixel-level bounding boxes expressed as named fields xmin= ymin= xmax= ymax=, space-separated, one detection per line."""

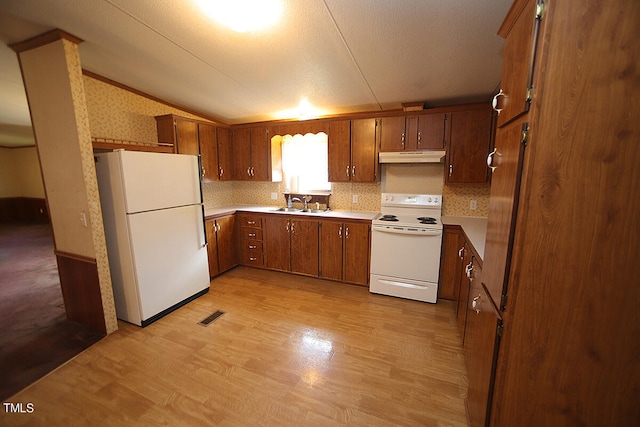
xmin=472 ymin=295 xmax=481 ymax=313
xmin=458 ymin=247 xmax=465 ymax=259
xmin=338 ymin=226 xmax=342 ymax=237
xmin=346 ymin=165 xmax=350 ymax=177
xmin=492 ymin=89 xmax=505 ymax=114
xmin=487 ymin=148 xmax=498 ymax=172
xmin=352 ymin=165 xmax=356 ymax=176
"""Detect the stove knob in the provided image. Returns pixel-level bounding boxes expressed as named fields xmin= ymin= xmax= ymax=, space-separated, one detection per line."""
xmin=427 ymin=197 xmax=432 ymax=202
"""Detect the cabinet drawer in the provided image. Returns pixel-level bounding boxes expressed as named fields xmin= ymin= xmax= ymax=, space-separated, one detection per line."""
xmin=242 ymin=241 xmax=263 ymax=252
xmin=238 ymin=214 xmax=263 ymax=228
xmin=240 ymin=228 xmax=263 ymax=241
xmin=241 ymin=250 xmax=264 ymax=267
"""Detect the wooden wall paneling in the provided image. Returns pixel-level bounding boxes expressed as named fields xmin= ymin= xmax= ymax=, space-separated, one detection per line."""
xmin=55 ymin=252 xmax=107 ymax=334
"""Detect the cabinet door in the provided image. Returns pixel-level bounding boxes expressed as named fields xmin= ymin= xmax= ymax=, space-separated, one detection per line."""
xmin=417 ymin=113 xmax=446 ymax=150
xmin=343 ymin=222 xmax=370 ymax=285
xmin=250 ymin=127 xmax=270 ymax=181
xmin=264 ymin=216 xmax=291 ymax=271
xmin=205 ymin=219 xmax=219 ymax=278
xmin=217 ymin=128 xmax=233 ymax=181
xmin=199 ymin=123 xmax=218 ymax=182
xmin=232 ymin=128 xmax=251 ymax=180
xmin=483 ymin=117 xmax=528 ymax=309
xmin=328 ymin=120 xmax=351 ymax=182
xmin=496 ymin=0 xmax=537 ymax=127
xmin=465 ymin=280 xmax=500 ymax=427
xmin=457 ymin=243 xmax=473 ymax=344
xmin=175 ymin=119 xmax=199 ymax=155
xmin=320 ymin=221 xmax=344 ymax=281
xmin=216 ymin=215 xmax=237 ymax=273
xmin=438 ymin=226 xmax=465 ymax=301
xmin=446 ymin=108 xmax=492 ymax=184
xmin=290 ymin=218 xmax=319 ymax=276
xmin=351 ymin=118 xmax=377 ymax=182
xmin=379 ymin=116 xmax=406 ymax=152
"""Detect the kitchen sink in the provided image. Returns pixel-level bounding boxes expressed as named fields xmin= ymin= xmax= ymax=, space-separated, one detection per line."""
xmin=271 ymin=207 xmax=302 ymax=212
xmin=270 ymin=207 xmax=329 ymax=214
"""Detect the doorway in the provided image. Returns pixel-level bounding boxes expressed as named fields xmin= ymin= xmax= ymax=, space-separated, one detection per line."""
xmin=0 ymin=221 xmax=104 ymax=400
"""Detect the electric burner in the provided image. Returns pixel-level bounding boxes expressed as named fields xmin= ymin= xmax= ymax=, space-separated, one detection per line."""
xmin=379 ymin=214 xmax=399 ymax=222
xmin=417 ymin=216 xmax=437 ymax=225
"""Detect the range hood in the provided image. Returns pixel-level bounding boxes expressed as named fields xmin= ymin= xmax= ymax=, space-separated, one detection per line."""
xmin=378 ymin=150 xmax=446 ymax=164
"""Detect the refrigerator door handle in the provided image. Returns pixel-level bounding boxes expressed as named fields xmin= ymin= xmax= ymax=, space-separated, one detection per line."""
xmin=197 ymin=155 xmax=207 ymax=248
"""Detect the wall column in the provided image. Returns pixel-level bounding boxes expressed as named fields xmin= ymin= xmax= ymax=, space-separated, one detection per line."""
xmin=11 ymin=30 xmax=117 ymax=334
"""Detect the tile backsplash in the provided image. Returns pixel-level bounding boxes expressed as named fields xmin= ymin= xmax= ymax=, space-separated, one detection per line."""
xmin=202 ymin=180 xmax=382 ymax=212
xmin=443 ymin=183 xmax=490 ymax=217
xmin=202 ymin=173 xmax=490 ymax=217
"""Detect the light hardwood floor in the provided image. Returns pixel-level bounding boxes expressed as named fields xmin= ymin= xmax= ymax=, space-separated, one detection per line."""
xmin=1 ymin=267 xmax=468 ymax=426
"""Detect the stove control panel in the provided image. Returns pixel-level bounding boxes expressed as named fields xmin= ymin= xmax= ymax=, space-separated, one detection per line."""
xmin=381 ymin=193 xmax=442 ymax=208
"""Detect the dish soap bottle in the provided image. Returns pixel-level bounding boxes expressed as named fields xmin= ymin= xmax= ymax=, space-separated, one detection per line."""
xmin=287 ymin=195 xmax=292 ymax=208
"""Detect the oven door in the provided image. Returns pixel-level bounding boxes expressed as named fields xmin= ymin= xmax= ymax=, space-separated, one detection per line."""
xmin=369 ymin=224 xmax=442 ymax=301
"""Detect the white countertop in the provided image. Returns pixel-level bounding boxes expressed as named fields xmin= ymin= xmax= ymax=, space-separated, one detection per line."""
xmin=204 ymin=205 xmax=378 ymax=222
xmin=441 ymin=216 xmax=488 ymax=261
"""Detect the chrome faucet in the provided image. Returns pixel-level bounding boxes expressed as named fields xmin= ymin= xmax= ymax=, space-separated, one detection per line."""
xmin=291 ymin=196 xmax=311 ymax=210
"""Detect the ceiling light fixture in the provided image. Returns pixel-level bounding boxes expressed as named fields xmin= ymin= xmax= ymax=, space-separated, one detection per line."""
xmin=195 ymin=0 xmax=284 ymax=33
xmin=276 ymin=98 xmax=326 ymax=121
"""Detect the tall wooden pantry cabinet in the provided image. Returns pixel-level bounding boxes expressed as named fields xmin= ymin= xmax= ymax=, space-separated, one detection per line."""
xmin=474 ymin=0 xmax=640 ymax=425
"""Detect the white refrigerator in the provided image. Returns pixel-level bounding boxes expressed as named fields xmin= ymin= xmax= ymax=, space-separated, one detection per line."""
xmin=95 ymin=150 xmax=210 ymax=327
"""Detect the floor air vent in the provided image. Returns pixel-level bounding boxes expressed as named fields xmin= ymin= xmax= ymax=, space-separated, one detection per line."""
xmin=198 ymin=310 xmax=225 ymax=326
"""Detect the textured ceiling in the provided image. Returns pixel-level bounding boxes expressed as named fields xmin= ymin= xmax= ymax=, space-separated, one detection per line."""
xmin=0 ymin=0 xmax=512 ymax=147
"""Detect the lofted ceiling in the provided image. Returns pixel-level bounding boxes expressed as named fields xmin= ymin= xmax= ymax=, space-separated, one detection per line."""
xmin=0 ymin=0 xmax=512 ymax=147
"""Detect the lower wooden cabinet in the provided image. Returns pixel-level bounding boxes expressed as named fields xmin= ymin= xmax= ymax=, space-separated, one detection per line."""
xmin=205 ymin=214 xmax=237 ymax=278
xmin=442 ymin=224 xmax=501 ymax=427
xmin=464 ymin=280 xmax=501 ymax=427
xmin=264 ymin=215 xmax=320 ymax=276
xmin=319 ymin=220 xmax=370 ymax=286
xmin=439 ymin=226 xmax=465 ymax=301
xmin=237 ymin=213 xmax=264 ymax=267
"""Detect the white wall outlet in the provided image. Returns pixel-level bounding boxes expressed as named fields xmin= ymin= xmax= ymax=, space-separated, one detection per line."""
xmin=352 ymin=194 xmax=359 ymax=203
xmin=271 ymin=192 xmax=278 ymax=200
xmin=470 ymin=200 xmax=478 ymax=210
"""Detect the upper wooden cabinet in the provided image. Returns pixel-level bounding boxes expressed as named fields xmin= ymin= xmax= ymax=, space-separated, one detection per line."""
xmin=216 ymin=128 xmax=234 ymax=181
xmin=156 ymin=115 xmax=200 ymax=155
xmin=379 ymin=113 xmax=447 ymax=152
xmin=198 ymin=123 xmax=219 ymax=182
xmin=493 ymin=0 xmax=538 ymax=127
xmin=156 ymin=114 xmax=229 ymax=181
xmin=327 ymin=119 xmax=377 ymax=183
xmin=445 ymin=106 xmax=493 ymax=184
xmin=379 ymin=116 xmax=406 ymax=151
xmin=232 ymin=127 xmax=271 ymax=181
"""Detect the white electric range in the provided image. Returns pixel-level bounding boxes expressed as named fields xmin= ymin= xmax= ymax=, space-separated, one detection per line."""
xmin=369 ymin=193 xmax=443 ymax=303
